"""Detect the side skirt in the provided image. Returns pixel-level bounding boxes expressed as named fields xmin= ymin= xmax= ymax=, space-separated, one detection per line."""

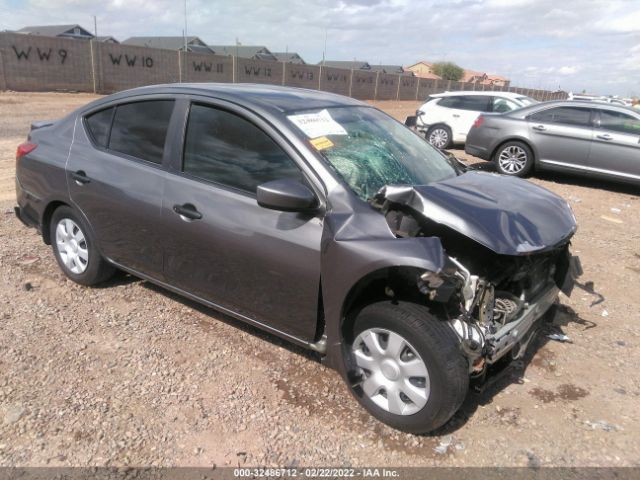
xmin=106 ymin=260 xmax=328 ymax=354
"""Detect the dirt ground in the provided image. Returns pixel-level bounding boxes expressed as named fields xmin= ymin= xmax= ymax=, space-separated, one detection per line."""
xmin=0 ymin=93 xmax=639 ymax=468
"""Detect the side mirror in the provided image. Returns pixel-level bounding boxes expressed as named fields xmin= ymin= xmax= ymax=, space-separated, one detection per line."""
xmin=257 ymin=179 xmax=318 ymax=212
xmin=404 ymin=115 xmax=417 ymax=128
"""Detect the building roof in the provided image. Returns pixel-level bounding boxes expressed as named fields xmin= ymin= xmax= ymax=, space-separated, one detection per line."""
xmin=209 ymin=45 xmax=277 ymax=61
xmin=122 ymin=36 xmax=213 ymax=53
xmin=16 ymin=24 xmax=93 ymax=39
xmin=462 ymin=69 xmax=487 ymax=82
xmin=406 ymin=61 xmax=433 ymax=69
xmin=369 ymin=64 xmax=405 ymax=74
xmin=318 ymin=60 xmax=371 ymax=70
xmin=272 ymin=52 xmax=306 ymax=64
xmin=95 ymin=36 xmax=119 ymax=43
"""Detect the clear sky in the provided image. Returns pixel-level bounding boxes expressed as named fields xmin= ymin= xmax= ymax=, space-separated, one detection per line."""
xmin=1 ymin=0 xmax=638 ymax=97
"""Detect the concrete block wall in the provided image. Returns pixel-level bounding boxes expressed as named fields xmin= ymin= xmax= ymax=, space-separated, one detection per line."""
xmin=181 ymin=52 xmax=233 ymax=83
xmin=95 ymin=42 xmax=180 ymax=93
xmin=0 ymin=33 xmax=567 ymax=101
xmin=0 ymin=32 xmax=93 ymax=91
xmin=319 ymin=66 xmax=350 ymax=96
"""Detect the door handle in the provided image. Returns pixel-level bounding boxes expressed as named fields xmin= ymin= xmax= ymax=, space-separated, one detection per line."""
xmin=452 ymin=114 xmax=460 ymax=118
xmin=532 ymin=125 xmax=547 ymax=131
xmin=173 ymin=203 xmax=202 ymax=221
xmin=71 ymin=170 xmax=90 ymax=185
xmin=596 ymin=133 xmax=613 ymax=141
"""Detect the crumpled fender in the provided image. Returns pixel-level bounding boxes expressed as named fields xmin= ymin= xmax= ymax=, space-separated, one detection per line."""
xmin=319 ymin=188 xmax=446 ymax=372
xmin=381 ymin=171 xmax=577 ymax=255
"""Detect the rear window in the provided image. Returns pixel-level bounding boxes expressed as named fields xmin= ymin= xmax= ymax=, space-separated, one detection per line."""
xmin=85 ymin=107 xmax=114 ymax=147
xmin=108 ymin=100 xmax=175 ymax=164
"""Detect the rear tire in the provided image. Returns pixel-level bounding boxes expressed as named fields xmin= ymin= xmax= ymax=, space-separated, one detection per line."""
xmin=345 ymin=301 xmax=469 ymax=434
xmin=50 ymin=206 xmax=115 ymax=286
xmin=426 ymin=125 xmax=452 ymax=149
xmin=494 ymin=141 xmax=534 ymax=177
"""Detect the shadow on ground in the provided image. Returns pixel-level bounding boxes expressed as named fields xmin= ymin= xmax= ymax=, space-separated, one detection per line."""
xmin=434 ymin=303 xmax=597 ymax=435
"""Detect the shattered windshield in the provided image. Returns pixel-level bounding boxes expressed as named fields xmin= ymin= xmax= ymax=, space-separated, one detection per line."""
xmin=287 ymin=106 xmax=457 ymax=201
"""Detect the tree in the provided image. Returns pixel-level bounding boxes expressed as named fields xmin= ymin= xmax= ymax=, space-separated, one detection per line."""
xmin=431 ymin=62 xmax=464 ymax=81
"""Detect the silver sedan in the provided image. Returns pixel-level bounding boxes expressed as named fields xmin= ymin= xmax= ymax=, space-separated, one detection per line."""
xmin=465 ymin=100 xmax=640 ymax=185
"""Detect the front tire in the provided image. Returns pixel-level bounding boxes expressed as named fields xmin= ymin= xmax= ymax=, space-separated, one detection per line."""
xmin=426 ymin=125 xmax=452 ymax=149
xmin=50 ymin=206 xmax=115 ymax=286
xmin=345 ymin=301 xmax=469 ymax=434
xmin=494 ymin=141 xmax=534 ymax=177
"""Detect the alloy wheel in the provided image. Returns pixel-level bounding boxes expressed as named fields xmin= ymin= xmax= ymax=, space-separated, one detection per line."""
xmin=352 ymin=328 xmax=430 ymax=415
xmin=429 ymin=128 xmax=449 ymax=149
xmin=498 ymin=145 xmax=528 ymax=174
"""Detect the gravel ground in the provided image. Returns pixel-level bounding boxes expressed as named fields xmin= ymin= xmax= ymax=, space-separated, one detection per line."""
xmin=0 ymin=93 xmax=639 ymax=468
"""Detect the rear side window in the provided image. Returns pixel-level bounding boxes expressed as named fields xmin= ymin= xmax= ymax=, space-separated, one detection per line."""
xmin=183 ymin=104 xmax=304 ymax=193
xmin=598 ymin=110 xmax=640 ymax=136
xmin=85 ymin=107 xmax=114 ymax=147
xmin=456 ymin=96 xmax=492 ymax=112
xmin=528 ymin=107 xmax=592 ymax=127
xmin=108 ymin=100 xmax=175 ymax=164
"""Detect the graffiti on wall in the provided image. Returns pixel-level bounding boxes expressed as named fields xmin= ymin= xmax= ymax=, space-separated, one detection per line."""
xmin=244 ymin=65 xmax=272 ymax=77
xmin=109 ymin=53 xmax=154 ymax=68
xmin=193 ymin=61 xmax=224 ymax=73
xmin=12 ymin=46 xmax=68 ymax=64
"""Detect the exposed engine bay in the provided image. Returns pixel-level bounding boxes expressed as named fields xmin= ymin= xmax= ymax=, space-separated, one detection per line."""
xmin=372 ymin=181 xmax=583 ymax=374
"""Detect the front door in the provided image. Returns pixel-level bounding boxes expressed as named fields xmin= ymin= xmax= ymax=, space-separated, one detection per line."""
xmin=526 ymin=105 xmax=594 ymax=169
xmin=67 ymin=99 xmax=176 ymax=278
xmin=161 ymin=101 xmax=323 ymax=341
xmin=589 ymin=108 xmax=640 ymax=181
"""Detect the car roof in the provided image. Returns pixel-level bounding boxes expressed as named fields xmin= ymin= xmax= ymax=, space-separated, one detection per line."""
xmin=430 ymin=90 xmax=529 ymax=99
xmin=85 ymin=83 xmax=366 ymax=115
xmin=507 ymin=100 xmax=640 ymax=118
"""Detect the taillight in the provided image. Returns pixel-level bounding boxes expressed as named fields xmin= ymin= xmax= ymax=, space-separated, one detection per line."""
xmin=472 ymin=116 xmax=484 ymax=129
xmin=16 ymin=142 xmax=37 ymax=160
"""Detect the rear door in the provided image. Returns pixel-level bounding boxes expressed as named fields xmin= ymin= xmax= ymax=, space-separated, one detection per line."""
xmin=589 ymin=108 xmax=640 ymax=181
xmin=160 ymin=98 xmax=324 ymax=341
xmin=449 ymin=95 xmax=492 ymax=141
xmin=526 ymin=106 xmax=594 ymax=169
xmin=67 ymin=98 xmax=176 ymax=278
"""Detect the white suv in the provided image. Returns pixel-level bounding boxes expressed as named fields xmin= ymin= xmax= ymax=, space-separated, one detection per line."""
xmin=416 ymin=91 xmax=537 ymax=149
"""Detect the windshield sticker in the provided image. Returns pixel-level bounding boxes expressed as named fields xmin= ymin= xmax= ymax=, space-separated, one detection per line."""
xmin=287 ymin=109 xmax=347 ymax=138
xmin=309 ymin=136 xmax=334 ymax=151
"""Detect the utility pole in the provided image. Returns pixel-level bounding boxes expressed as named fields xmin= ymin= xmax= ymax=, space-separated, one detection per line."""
xmin=322 ymin=28 xmax=327 ymax=66
xmin=183 ymin=0 xmax=188 ymax=52
xmin=93 ymin=15 xmax=97 ymax=38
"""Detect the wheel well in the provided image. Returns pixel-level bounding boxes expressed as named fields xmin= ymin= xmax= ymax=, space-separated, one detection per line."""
xmin=41 ymin=201 xmax=68 ymax=245
xmin=426 ymin=123 xmax=451 ymax=133
xmin=491 ymin=138 xmax=536 ymax=165
xmin=340 ymin=266 xmax=430 ymax=344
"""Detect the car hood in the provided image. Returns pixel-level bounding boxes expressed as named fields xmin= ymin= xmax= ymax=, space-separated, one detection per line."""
xmin=380 ymin=171 xmax=577 ymax=255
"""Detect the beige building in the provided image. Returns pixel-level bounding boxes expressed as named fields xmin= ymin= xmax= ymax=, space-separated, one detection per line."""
xmin=405 ymin=61 xmax=442 ymax=80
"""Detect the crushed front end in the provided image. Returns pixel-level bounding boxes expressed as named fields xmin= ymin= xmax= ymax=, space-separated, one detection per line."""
xmin=374 ymin=172 xmax=582 ymax=374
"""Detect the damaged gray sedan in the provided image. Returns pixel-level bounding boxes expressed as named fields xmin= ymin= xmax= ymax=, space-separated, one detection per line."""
xmin=15 ymin=84 xmax=581 ymax=433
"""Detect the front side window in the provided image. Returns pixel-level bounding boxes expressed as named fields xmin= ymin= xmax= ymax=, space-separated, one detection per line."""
xmin=183 ymin=104 xmax=304 ymax=193
xmin=492 ymin=97 xmax=519 ymax=113
xmin=287 ymin=106 xmax=457 ymax=201
xmin=528 ymin=107 xmax=592 ymax=127
xmin=108 ymin=100 xmax=175 ymax=164
xmin=437 ymin=97 xmax=460 ymax=109
xmin=598 ymin=109 xmax=640 ymax=136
